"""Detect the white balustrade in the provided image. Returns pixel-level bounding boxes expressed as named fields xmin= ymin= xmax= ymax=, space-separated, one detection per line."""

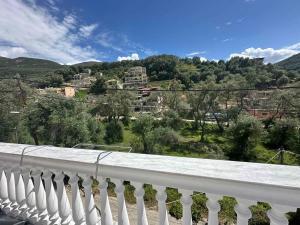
xmin=13 ymin=167 xmax=27 ymax=219
xmin=53 ymin=170 xmax=73 ymax=225
xmin=111 ymin=179 xmax=130 ymax=225
xmin=22 ymin=168 xmax=38 ymax=223
xmin=180 ymin=189 xmax=193 ymax=225
xmin=82 ymin=175 xmax=99 ymax=225
xmin=98 ymin=177 xmax=113 ymax=225
xmin=267 ymin=204 xmax=296 ymax=225
xmin=43 ymin=170 xmax=60 ymax=225
xmin=32 ymin=169 xmax=49 ymax=225
xmin=69 ymin=172 xmax=85 ymax=225
xmin=206 ymin=193 xmax=222 ymax=225
xmin=0 ymin=143 xmax=299 ymax=225
xmin=133 ymin=182 xmax=148 ymax=225
xmin=154 ymin=185 xmax=169 ymax=225
xmin=0 ymin=166 xmax=10 ymax=214
xmin=234 ymin=198 xmax=256 ymax=225
xmin=5 ymin=166 xmax=19 ymax=217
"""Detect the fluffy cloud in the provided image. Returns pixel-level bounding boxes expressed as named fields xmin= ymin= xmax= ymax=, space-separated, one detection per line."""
xmin=0 ymin=46 xmax=28 ymax=58
xmin=0 ymin=0 xmax=99 ymax=64
xmin=230 ymin=43 xmax=300 ymax=63
xmin=117 ymin=53 xmax=139 ymax=61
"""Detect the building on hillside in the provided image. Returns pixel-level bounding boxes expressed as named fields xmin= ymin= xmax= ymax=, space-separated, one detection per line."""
xmin=244 ymin=90 xmax=283 ymax=119
xmin=133 ymin=87 xmax=164 ymax=113
xmin=123 ymin=66 xmax=148 ymax=89
xmin=72 ymin=73 xmax=96 ymax=88
xmin=39 ymin=87 xmax=76 ymax=98
xmin=63 ymin=86 xmax=76 ymax=97
xmin=105 ymin=79 xmax=123 ymax=89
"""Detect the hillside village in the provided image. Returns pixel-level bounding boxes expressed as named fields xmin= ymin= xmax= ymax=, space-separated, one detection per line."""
xmin=0 ymin=55 xmax=300 ymax=225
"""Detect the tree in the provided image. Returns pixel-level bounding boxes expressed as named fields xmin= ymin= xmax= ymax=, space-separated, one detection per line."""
xmin=24 ymin=95 xmax=91 ymax=147
xmin=187 ymin=78 xmax=218 ymax=142
xmin=104 ymin=121 xmax=124 ymax=144
xmin=48 ymin=74 xmax=64 ymax=87
xmin=161 ymin=110 xmax=183 ymax=131
xmin=90 ymin=77 xmax=107 ymax=95
xmin=91 ymin=91 xmax=133 ymax=122
xmin=267 ymin=119 xmax=300 ymax=153
xmin=132 ymin=115 xmax=155 ymax=154
xmin=0 ymin=79 xmax=32 ymax=143
xmin=228 ymin=115 xmax=263 ymax=161
xmin=276 ymin=75 xmax=290 ymax=87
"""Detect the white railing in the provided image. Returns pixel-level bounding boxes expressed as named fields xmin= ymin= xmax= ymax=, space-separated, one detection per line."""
xmin=0 ymin=142 xmax=299 ymax=225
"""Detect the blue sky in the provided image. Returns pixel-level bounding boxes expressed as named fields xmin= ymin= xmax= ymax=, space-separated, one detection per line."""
xmin=0 ymin=0 xmax=299 ymax=64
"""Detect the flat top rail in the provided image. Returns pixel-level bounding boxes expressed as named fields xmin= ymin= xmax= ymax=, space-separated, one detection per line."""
xmin=1 ymin=142 xmax=300 ymax=190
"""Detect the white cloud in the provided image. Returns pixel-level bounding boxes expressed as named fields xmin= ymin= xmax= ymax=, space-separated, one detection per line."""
xmin=79 ymin=24 xmax=98 ymax=38
xmin=0 ymin=46 xmax=28 ymax=58
xmin=226 ymin=22 xmax=232 ymax=26
xmin=117 ymin=53 xmax=139 ymax=61
xmin=229 ymin=43 xmax=300 ymax=63
xmin=187 ymin=51 xmax=206 ymax=57
xmin=222 ymin=38 xmax=233 ymax=42
xmin=199 ymin=57 xmax=207 ymax=62
xmin=96 ymin=32 xmax=123 ymax=52
xmin=0 ymin=0 xmax=100 ymax=64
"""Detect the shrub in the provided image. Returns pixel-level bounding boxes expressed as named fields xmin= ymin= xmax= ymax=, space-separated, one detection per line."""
xmin=228 ymin=115 xmax=263 ymax=161
xmin=267 ymin=119 xmax=300 ymax=153
xmin=104 ymin=121 xmax=123 ymax=144
xmin=161 ymin=110 xmax=183 ymax=130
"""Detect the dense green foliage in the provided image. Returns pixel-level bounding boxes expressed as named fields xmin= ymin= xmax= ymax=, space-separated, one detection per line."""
xmin=104 ymin=121 xmax=124 ymax=144
xmin=81 ymin=55 xmax=300 ymax=89
xmin=89 ymin=77 xmax=107 ymax=94
xmin=228 ymin=114 xmax=263 ymax=161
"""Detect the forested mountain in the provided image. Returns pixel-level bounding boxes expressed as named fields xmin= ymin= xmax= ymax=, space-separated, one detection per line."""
xmin=0 ymin=56 xmax=64 ymax=78
xmin=277 ymin=53 xmax=300 ymax=72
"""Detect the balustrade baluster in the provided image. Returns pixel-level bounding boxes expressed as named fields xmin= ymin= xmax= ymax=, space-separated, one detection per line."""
xmin=32 ymin=169 xmax=49 ymax=225
xmin=69 ymin=172 xmax=85 ymax=225
xmin=267 ymin=204 xmax=296 ymax=225
xmin=82 ymin=175 xmax=99 ymax=225
xmin=206 ymin=194 xmax=222 ymax=225
xmin=13 ymin=167 xmax=27 ymax=218
xmin=0 ymin=166 xmax=10 ymax=213
xmin=5 ymin=167 xmax=18 ymax=216
xmin=133 ymin=182 xmax=148 ymax=225
xmin=154 ymin=185 xmax=169 ymax=225
xmin=54 ymin=171 xmax=73 ymax=225
xmin=21 ymin=168 xmax=38 ymax=223
xmin=234 ymin=199 xmax=256 ymax=225
xmin=179 ymin=189 xmax=192 ymax=225
xmin=43 ymin=170 xmax=60 ymax=225
xmin=111 ymin=179 xmax=130 ymax=225
xmin=98 ymin=177 xmax=113 ymax=225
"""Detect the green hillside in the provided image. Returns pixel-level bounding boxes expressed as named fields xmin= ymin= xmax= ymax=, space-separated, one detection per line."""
xmin=0 ymin=56 xmax=64 ymax=79
xmin=277 ymin=53 xmax=300 ymax=72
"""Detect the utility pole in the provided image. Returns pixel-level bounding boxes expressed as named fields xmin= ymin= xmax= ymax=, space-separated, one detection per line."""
xmin=279 ymin=147 xmax=284 ymax=165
